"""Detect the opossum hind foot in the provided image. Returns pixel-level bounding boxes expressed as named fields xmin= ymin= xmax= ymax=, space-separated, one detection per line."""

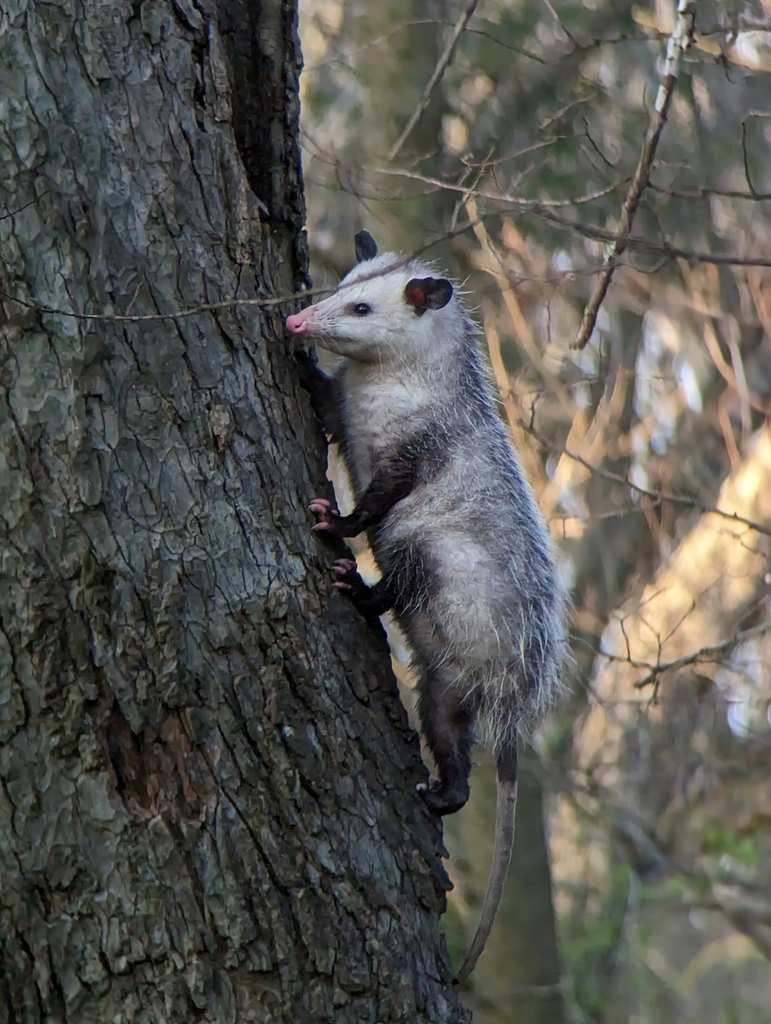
xmin=417 ymin=777 xmax=470 ymax=816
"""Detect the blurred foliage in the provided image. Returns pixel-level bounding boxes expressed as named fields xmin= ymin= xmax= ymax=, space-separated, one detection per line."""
xmin=703 ymin=824 xmax=758 ymax=868
xmin=298 ymin=0 xmax=771 ymax=1020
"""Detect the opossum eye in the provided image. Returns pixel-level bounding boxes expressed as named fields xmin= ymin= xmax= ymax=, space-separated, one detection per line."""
xmin=351 ymin=303 xmax=372 ymax=316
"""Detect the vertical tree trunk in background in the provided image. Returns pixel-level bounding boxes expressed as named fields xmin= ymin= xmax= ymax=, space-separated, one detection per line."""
xmin=579 ymin=422 xmax=771 ymax=817
xmin=449 ymin=754 xmax=565 ymax=1024
xmin=491 ymin=757 xmax=565 ymax=1024
xmin=0 ymin=3 xmax=470 ymax=1021
xmin=347 ymin=0 xmax=450 ymax=254
xmin=302 ymin=0 xmax=456 ymax=274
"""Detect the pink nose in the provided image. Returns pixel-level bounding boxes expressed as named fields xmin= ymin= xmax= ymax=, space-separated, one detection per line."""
xmin=286 ymin=311 xmax=310 ymax=334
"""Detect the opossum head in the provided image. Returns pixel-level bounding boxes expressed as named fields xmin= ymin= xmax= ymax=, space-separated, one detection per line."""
xmin=285 ymin=232 xmax=459 ymax=364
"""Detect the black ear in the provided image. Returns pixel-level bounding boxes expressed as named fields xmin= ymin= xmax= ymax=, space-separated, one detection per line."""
xmin=404 ymin=277 xmax=453 ymax=317
xmin=354 ymin=230 xmax=378 ymax=263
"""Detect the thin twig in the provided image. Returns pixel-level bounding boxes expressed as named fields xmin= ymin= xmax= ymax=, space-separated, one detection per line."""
xmin=305 ymin=20 xmax=545 ymax=71
xmin=650 ymin=181 xmax=771 ymax=202
xmin=305 ymin=18 xmax=760 ymax=73
xmin=0 ymin=287 xmax=331 ymax=323
xmin=526 ymin=204 xmax=771 ymax=269
xmin=373 ymin=165 xmax=625 ymax=207
xmin=376 ymin=168 xmax=771 ymax=268
xmin=388 ymin=0 xmax=481 ymax=161
xmin=526 ymin=422 xmax=771 ymax=537
xmin=541 ymin=0 xmax=577 ymax=46
xmin=740 ymin=113 xmax=771 ymax=199
xmin=631 ymin=623 xmax=771 ymax=688
xmin=574 ymin=0 xmax=696 ymax=349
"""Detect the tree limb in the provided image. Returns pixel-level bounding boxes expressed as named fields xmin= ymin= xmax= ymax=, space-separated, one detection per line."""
xmin=388 ymin=0 xmax=480 ymax=160
xmin=574 ymin=0 xmax=697 ymax=349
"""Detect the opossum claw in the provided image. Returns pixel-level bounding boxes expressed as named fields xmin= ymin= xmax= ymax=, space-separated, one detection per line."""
xmin=418 ymin=777 xmax=470 ymax=816
xmin=332 ymin=558 xmax=366 ymax=595
xmin=309 ymin=498 xmax=335 ymax=514
xmin=333 ymin=558 xmax=359 ymax=588
xmin=329 ymin=559 xmax=394 ymax=617
xmin=309 ymin=498 xmax=340 ymax=530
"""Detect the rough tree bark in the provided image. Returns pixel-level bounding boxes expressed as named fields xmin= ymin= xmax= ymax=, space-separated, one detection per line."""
xmin=0 ymin=2 xmax=470 ymax=1021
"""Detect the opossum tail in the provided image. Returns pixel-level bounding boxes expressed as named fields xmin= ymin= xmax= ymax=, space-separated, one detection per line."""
xmin=454 ymin=739 xmax=518 ymax=986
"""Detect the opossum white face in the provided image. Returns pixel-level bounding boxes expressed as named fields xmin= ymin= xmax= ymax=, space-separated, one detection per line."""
xmin=285 ymin=253 xmax=455 ymax=364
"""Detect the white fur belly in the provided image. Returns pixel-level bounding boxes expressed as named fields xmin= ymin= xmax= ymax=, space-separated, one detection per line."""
xmin=431 ymin=532 xmax=509 ymax=658
xmin=384 ymin=505 xmax=512 ymax=665
xmin=343 ymin=372 xmax=431 ymax=486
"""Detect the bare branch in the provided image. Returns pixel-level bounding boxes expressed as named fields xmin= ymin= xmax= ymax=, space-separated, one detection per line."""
xmin=374 ymin=168 xmax=771 ymax=267
xmin=373 ymin=166 xmax=626 ymax=207
xmin=740 ymin=112 xmax=771 ymax=199
xmin=388 ymin=0 xmax=481 ymax=161
xmin=650 ymin=181 xmax=771 ymax=202
xmin=526 ymin=204 xmax=771 ymax=269
xmin=574 ymin=0 xmax=696 ymax=349
xmin=631 ymin=624 xmax=771 ymax=689
xmin=304 ymin=17 xmax=766 ymax=73
xmin=304 ymin=19 xmax=545 ymax=72
xmin=0 ymin=287 xmax=328 ymax=323
xmin=526 ymin=423 xmax=771 ymax=537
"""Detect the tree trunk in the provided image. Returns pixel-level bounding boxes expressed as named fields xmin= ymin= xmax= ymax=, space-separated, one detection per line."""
xmin=446 ymin=754 xmax=565 ymax=1024
xmin=0 ymin=3 xmax=469 ymax=1021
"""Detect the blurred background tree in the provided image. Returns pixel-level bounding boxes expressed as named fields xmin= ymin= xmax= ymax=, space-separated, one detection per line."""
xmin=298 ymin=0 xmax=771 ymax=1020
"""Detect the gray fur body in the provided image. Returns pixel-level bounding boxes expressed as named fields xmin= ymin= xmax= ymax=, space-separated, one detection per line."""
xmin=343 ymin=332 xmax=562 ymax=750
xmin=286 ymin=234 xmax=568 ymax=980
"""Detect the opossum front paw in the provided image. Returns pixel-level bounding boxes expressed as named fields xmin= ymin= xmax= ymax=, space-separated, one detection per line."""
xmin=292 ymin=346 xmax=319 ymax=377
xmin=417 ymin=778 xmax=470 ymax=816
xmin=333 ymin=559 xmax=376 ymax=611
xmin=331 ymin=559 xmax=394 ymax=617
xmin=309 ymin=498 xmax=341 ymax=532
xmin=332 ymin=558 xmax=363 ymax=591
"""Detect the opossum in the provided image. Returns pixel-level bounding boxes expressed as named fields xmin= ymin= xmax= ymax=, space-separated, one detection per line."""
xmin=285 ymin=231 xmax=568 ymax=983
